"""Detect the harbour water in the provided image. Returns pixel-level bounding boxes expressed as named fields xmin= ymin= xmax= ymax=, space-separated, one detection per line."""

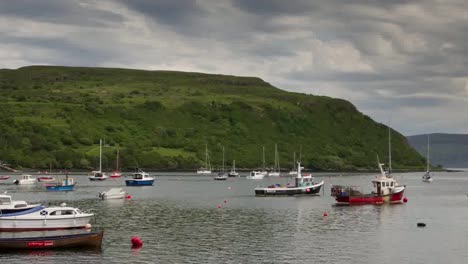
xmin=1 ymin=171 xmax=468 ymax=263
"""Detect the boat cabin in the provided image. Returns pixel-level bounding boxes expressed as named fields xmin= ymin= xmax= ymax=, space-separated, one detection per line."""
xmin=132 ymin=171 xmax=150 ymax=179
xmin=21 ymin=174 xmax=34 ymax=180
xmin=91 ymin=171 xmax=105 ymax=178
xmin=0 ymin=195 xmax=12 ymax=205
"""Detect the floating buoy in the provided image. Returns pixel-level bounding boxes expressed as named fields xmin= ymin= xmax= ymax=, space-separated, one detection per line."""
xmin=403 ymin=197 xmax=408 ymax=203
xmin=306 ymin=188 xmax=310 ymax=193
xmin=417 ymin=222 xmax=426 ymax=227
xmin=131 ymin=236 xmax=143 ymax=248
xmin=85 ymin=223 xmax=92 ymax=229
xmin=323 ymin=212 xmax=328 ymax=217
xmin=224 ymin=200 xmax=227 ymax=204
xmin=126 ymin=195 xmax=132 ymax=200
xmin=228 ymin=187 xmax=231 ymax=190
xmin=217 ymin=204 xmax=222 ymax=209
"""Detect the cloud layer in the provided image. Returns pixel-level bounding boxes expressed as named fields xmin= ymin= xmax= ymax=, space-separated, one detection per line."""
xmin=1 ymin=0 xmax=467 ymax=135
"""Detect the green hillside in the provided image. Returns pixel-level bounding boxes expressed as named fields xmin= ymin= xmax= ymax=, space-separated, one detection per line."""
xmin=0 ymin=66 xmax=424 ymax=171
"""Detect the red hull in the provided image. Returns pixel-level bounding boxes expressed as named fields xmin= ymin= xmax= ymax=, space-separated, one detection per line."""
xmin=335 ymin=189 xmax=405 ymax=205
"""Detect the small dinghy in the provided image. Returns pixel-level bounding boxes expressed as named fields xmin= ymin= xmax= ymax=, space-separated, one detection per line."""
xmin=98 ymin=188 xmax=126 ymax=200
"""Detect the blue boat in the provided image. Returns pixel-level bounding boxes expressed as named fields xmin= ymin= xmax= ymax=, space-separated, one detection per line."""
xmin=125 ymin=170 xmax=154 ymax=186
xmin=45 ymin=177 xmax=75 ymax=191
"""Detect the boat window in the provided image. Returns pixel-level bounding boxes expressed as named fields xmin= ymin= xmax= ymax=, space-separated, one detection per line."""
xmin=135 ymin=174 xmax=143 ymax=179
xmin=0 ymin=198 xmax=11 ymax=205
xmin=14 ymin=204 xmax=27 ymax=208
xmin=391 ymin=182 xmax=393 ymax=187
xmin=50 ymin=211 xmax=59 ymax=215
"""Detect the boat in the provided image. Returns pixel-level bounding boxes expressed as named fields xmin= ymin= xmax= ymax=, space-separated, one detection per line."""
xmin=88 ymin=139 xmax=108 ymax=181
xmin=228 ymin=160 xmax=239 ymax=177
xmin=0 ymin=204 xmax=94 ymax=231
xmin=0 ymin=194 xmax=41 ymax=214
xmin=331 ymin=162 xmax=406 ymax=205
xmin=13 ymin=174 xmax=36 ymax=185
xmin=288 ymin=152 xmax=297 ymax=175
xmin=248 ymin=146 xmax=268 ymax=179
xmin=0 ymin=230 xmax=104 ymax=251
xmin=98 ymin=187 xmax=126 ymax=200
xmin=214 ymin=146 xmax=228 ymax=181
xmin=268 ymin=144 xmax=281 ymax=176
xmin=255 ymin=162 xmax=324 ymax=196
xmin=330 ymin=127 xmax=406 ymax=205
xmin=45 ymin=176 xmax=75 ymax=192
xmin=125 ymin=169 xmax=154 ymax=186
xmin=422 ymin=135 xmax=433 ymax=183
xmin=197 ymin=144 xmax=212 ymax=174
xmin=37 ymin=176 xmax=56 ymax=182
xmin=0 ymin=175 xmax=11 ymax=180
xmin=110 ymin=149 xmax=122 ymax=179
xmin=246 ymin=171 xmax=266 ymax=180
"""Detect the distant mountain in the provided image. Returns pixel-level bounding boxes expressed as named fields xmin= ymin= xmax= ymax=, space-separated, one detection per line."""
xmin=407 ymin=133 xmax=468 ymax=168
xmin=0 ymin=66 xmax=425 ymax=171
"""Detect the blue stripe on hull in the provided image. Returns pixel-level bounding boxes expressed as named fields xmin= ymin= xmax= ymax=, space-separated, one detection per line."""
xmin=125 ymin=180 xmax=154 ymax=186
xmin=46 ymin=185 xmax=75 ymax=191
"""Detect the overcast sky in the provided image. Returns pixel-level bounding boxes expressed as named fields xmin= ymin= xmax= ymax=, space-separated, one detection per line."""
xmin=1 ymin=0 xmax=467 ymax=136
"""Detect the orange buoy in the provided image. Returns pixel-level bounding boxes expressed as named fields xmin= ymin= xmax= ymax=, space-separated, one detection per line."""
xmin=131 ymin=236 xmax=143 ymax=248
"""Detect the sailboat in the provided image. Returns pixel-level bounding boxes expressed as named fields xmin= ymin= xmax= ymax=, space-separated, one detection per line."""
xmin=110 ymin=149 xmax=122 ymax=178
xmin=88 ymin=139 xmax=108 ymax=181
xmin=268 ymin=144 xmax=280 ymax=176
xmin=247 ymin=146 xmax=267 ymax=179
xmin=214 ymin=146 xmax=228 ymax=180
xmin=228 ymin=160 xmax=239 ymax=177
xmin=288 ymin=152 xmax=297 ymax=175
xmin=422 ymin=135 xmax=433 ymax=183
xmin=197 ymin=144 xmax=212 ymax=174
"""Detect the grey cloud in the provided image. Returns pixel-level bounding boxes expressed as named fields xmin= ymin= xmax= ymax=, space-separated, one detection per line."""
xmin=0 ymin=0 xmax=124 ymax=27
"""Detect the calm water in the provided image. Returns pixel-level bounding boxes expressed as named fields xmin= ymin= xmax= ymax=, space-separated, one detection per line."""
xmin=0 ymin=171 xmax=468 ymax=263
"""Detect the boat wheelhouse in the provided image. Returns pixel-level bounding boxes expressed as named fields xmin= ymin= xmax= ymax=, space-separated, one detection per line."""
xmin=13 ymin=174 xmax=36 ymax=185
xmin=0 ymin=194 xmax=41 ymax=214
xmin=125 ymin=170 xmax=154 ymax=186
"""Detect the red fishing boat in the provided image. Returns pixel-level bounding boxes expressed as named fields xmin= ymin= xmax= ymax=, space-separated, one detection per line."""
xmin=331 ymin=162 xmax=406 ymax=205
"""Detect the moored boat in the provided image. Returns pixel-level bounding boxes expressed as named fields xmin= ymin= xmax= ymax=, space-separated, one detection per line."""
xmin=197 ymin=144 xmax=212 ymax=174
xmin=45 ymin=177 xmax=75 ymax=192
xmin=0 ymin=204 xmax=94 ymax=231
xmin=228 ymin=160 xmax=239 ymax=177
xmin=0 ymin=194 xmax=41 ymax=214
xmin=0 ymin=175 xmax=11 ymax=180
xmin=331 ymin=162 xmax=406 ymax=205
xmin=422 ymin=135 xmax=433 ymax=183
xmin=255 ymin=162 xmax=324 ymax=196
xmin=37 ymin=176 xmax=56 ymax=182
xmin=13 ymin=174 xmax=36 ymax=185
xmin=98 ymin=188 xmax=126 ymax=200
xmin=0 ymin=230 xmax=103 ymax=251
xmin=88 ymin=139 xmax=108 ymax=181
xmin=125 ymin=169 xmax=154 ymax=186
xmin=246 ymin=171 xmax=266 ymax=180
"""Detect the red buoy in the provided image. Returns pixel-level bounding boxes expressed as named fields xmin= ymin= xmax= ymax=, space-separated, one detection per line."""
xmin=131 ymin=236 xmax=143 ymax=248
xmin=403 ymin=197 xmax=408 ymax=203
xmin=217 ymin=204 xmax=222 ymax=209
xmin=323 ymin=212 xmax=328 ymax=217
xmin=126 ymin=195 xmax=132 ymax=200
xmin=306 ymin=188 xmax=310 ymax=193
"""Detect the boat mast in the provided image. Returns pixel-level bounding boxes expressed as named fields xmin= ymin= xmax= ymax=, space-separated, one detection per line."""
xmin=262 ymin=146 xmax=265 ymax=171
xmin=99 ymin=139 xmax=102 ymax=173
xmin=222 ymin=146 xmax=225 ymax=173
xmin=116 ymin=148 xmax=119 ymax=171
xmin=388 ymin=126 xmax=391 ymax=174
xmin=205 ymin=144 xmax=208 ymax=169
xmin=293 ymin=152 xmax=296 ymax=170
xmin=427 ymin=135 xmax=430 ymax=172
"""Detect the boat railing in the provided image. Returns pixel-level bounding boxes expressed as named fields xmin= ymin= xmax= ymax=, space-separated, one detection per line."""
xmin=330 ymin=185 xmax=363 ymax=197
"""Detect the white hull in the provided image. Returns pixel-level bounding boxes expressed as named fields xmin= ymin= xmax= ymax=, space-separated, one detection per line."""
xmin=422 ymin=177 xmax=433 ymax=183
xmin=288 ymin=171 xmax=297 ymax=175
xmin=0 ymin=206 xmax=93 ymax=231
xmin=247 ymin=171 xmax=265 ymax=180
xmin=197 ymin=170 xmax=212 ymax=174
xmin=14 ymin=179 xmax=36 ymax=185
xmin=268 ymin=172 xmax=280 ymax=177
xmin=99 ymin=188 xmax=126 ymax=199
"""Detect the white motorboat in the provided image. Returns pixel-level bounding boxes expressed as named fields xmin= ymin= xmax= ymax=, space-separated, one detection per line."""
xmin=246 ymin=171 xmax=265 ymax=180
xmin=0 ymin=204 xmax=94 ymax=231
xmin=0 ymin=194 xmax=41 ymax=214
xmin=99 ymin=188 xmax=126 ymax=200
xmin=13 ymin=174 xmax=36 ymax=185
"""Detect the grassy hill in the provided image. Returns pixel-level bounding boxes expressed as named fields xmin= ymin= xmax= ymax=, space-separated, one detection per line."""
xmin=407 ymin=133 xmax=468 ymax=168
xmin=0 ymin=66 xmax=425 ymax=171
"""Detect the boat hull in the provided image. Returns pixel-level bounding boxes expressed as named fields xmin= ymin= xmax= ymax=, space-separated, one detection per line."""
xmin=334 ymin=187 xmax=405 ymax=205
xmin=0 ymin=231 xmax=103 ymax=250
xmin=0 ymin=205 xmax=42 ymax=214
xmin=125 ymin=179 xmax=154 ymax=186
xmin=46 ymin=185 xmax=75 ymax=191
xmin=255 ymin=181 xmax=324 ymax=196
xmin=0 ymin=216 xmax=93 ymax=232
